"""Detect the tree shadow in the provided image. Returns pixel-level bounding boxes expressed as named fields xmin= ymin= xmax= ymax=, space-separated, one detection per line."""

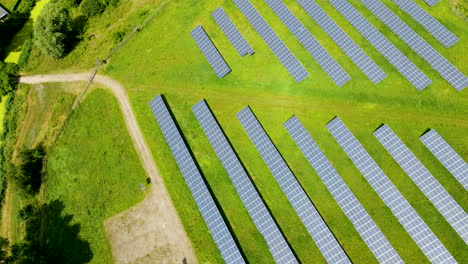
xmin=6 ymin=18 xmax=33 ymax=53
xmin=65 ymin=15 xmax=88 ymax=55
xmin=25 ymin=200 xmax=93 ymax=264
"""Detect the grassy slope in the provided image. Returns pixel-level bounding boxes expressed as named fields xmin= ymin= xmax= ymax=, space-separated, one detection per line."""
xmin=99 ymin=0 xmax=468 ymax=263
xmin=4 ymin=0 xmax=50 ymax=63
xmin=46 ymin=88 xmax=148 ymax=264
xmin=24 ymin=0 xmax=161 ymax=73
xmin=0 ymin=0 xmax=17 ymax=10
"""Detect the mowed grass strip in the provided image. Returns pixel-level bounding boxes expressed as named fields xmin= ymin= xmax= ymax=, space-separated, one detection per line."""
xmin=46 ymin=88 xmax=147 ymax=264
xmin=102 ymin=0 xmax=467 ymax=262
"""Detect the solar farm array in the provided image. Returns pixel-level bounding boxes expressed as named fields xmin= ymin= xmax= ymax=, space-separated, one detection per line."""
xmin=148 ymin=95 xmax=467 ymax=263
xmin=152 ymin=0 xmax=467 ymax=262
xmin=190 ymin=0 xmax=467 ymax=91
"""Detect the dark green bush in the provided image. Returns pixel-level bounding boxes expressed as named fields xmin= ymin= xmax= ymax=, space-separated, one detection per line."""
xmin=80 ymin=0 xmax=105 ymax=17
xmin=103 ymin=0 xmax=119 ymax=7
xmin=111 ymin=29 xmax=128 ymax=44
xmin=0 ymin=62 xmax=19 ymax=97
xmin=14 ymin=145 xmax=46 ymax=195
xmin=17 ymin=204 xmax=36 ymax=222
xmin=62 ymin=0 xmax=83 ymax=8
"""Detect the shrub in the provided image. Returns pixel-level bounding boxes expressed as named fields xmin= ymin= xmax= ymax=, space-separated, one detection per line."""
xmin=111 ymin=29 xmax=128 ymax=44
xmin=104 ymin=0 xmax=119 ymax=7
xmin=17 ymin=204 xmax=36 ymax=222
xmin=63 ymin=0 xmax=83 ymax=8
xmin=80 ymin=0 xmax=105 ymax=17
xmin=14 ymin=145 xmax=46 ymax=195
xmin=0 ymin=62 xmax=19 ymax=97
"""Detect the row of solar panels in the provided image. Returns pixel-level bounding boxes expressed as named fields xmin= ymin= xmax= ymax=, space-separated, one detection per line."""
xmin=191 ymin=0 xmax=467 ymax=91
xmin=149 ymin=95 xmax=467 ymax=264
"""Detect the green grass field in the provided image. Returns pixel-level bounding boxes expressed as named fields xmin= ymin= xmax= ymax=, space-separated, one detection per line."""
xmin=45 ymin=88 xmax=148 ymax=263
xmin=95 ymin=0 xmax=467 ymax=263
xmin=1 ymin=83 xmax=148 ymax=263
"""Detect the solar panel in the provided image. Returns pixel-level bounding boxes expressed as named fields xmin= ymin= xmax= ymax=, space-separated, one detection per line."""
xmin=232 ymin=0 xmax=309 ymax=82
xmin=326 ymin=117 xmax=456 ymax=264
xmin=237 ymin=107 xmax=351 ymax=264
xmin=374 ymin=125 xmax=468 ymax=244
xmin=390 ymin=0 xmax=458 ymax=48
xmin=192 ymin=100 xmax=298 ymax=264
xmin=329 ymin=0 xmax=431 ymax=90
xmin=420 ymin=129 xmax=468 ymax=191
xmin=191 ymin=25 xmax=231 ymax=78
xmin=212 ymin=7 xmax=254 ymax=56
xmin=357 ymin=0 xmax=468 ymax=91
xmin=423 ymin=0 xmax=439 ymax=7
xmin=149 ymin=95 xmax=245 ymax=264
xmin=284 ymin=116 xmax=403 ymax=263
xmin=264 ymin=0 xmax=350 ymax=86
xmin=295 ymin=0 xmax=386 ymax=84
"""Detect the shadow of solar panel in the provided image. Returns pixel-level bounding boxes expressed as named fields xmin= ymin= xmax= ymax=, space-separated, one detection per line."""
xmin=192 ymin=100 xmax=298 ymax=264
xmin=423 ymin=0 xmax=439 ymax=7
xmin=237 ymin=107 xmax=351 ymax=264
xmin=420 ymin=130 xmax=468 ymax=191
xmin=191 ymin=25 xmax=231 ymax=78
xmin=295 ymin=0 xmax=386 ymax=84
xmin=329 ymin=0 xmax=431 ymax=90
xmin=326 ymin=117 xmax=456 ymax=264
xmin=264 ymin=0 xmax=350 ymax=86
xmin=390 ymin=0 xmax=458 ymax=47
xmin=357 ymin=0 xmax=468 ymax=91
xmin=149 ymin=95 xmax=245 ymax=264
xmin=284 ymin=116 xmax=403 ymax=264
xmin=212 ymin=7 xmax=254 ymax=56
xmin=374 ymin=125 xmax=468 ymax=244
xmin=232 ymin=0 xmax=308 ymax=82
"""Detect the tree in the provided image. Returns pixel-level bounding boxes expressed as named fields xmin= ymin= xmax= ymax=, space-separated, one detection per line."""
xmin=10 ymin=241 xmax=44 ymax=264
xmin=80 ymin=0 xmax=105 ymax=17
xmin=0 ymin=237 xmax=10 ymax=261
xmin=17 ymin=204 xmax=36 ymax=222
xmin=34 ymin=3 xmax=71 ymax=58
xmin=14 ymin=146 xmax=46 ymax=195
xmin=63 ymin=0 xmax=83 ymax=8
xmin=0 ymin=61 xmax=19 ymax=97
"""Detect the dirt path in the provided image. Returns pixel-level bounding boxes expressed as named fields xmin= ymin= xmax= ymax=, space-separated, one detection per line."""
xmin=1 ymin=186 xmax=15 ymax=243
xmin=19 ymin=73 xmax=197 ymax=264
